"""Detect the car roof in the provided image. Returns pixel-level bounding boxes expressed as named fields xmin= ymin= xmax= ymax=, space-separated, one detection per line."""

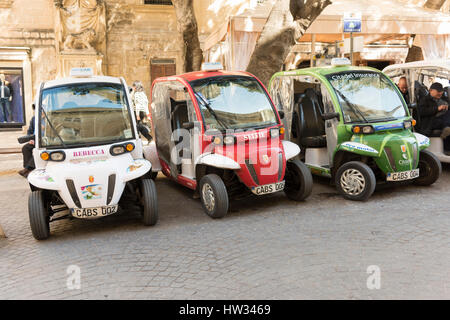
xmin=157 ymin=70 xmax=255 ymax=83
xmin=273 ymin=65 xmax=382 ymax=79
xmin=383 ymin=59 xmax=450 ymax=73
xmin=42 ymin=76 xmax=123 ymax=89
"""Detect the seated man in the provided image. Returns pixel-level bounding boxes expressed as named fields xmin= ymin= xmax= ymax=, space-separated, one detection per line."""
xmin=19 ymin=104 xmax=35 ymax=178
xmin=397 ymin=76 xmax=410 ymax=103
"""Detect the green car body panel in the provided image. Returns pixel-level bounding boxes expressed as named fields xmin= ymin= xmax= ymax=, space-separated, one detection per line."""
xmin=269 ymin=65 xmax=431 ymax=178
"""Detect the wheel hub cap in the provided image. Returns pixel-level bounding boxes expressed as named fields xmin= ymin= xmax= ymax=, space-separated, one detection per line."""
xmin=340 ymin=169 xmax=366 ymax=196
xmin=202 ymin=183 xmax=215 ymax=211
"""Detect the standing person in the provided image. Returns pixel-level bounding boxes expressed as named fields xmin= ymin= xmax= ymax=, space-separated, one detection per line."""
xmin=0 ymin=73 xmax=12 ymax=123
xmin=131 ymin=81 xmax=152 ymax=142
xmin=19 ymin=104 xmax=36 ymax=178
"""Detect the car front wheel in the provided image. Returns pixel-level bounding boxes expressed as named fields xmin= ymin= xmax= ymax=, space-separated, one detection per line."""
xmin=335 ymin=161 xmax=376 ymax=201
xmin=28 ymin=191 xmax=50 ymax=240
xmin=199 ymin=174 xmax=229 ymax=219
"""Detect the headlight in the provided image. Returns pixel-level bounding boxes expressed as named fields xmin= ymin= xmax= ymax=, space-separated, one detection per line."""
xmin=362 ymin=126 xmax=375 ymax=134
xmin=49 ymin=151 xmax=65 ymax=162
xmin=110 ymin=145 xmax=126 ymax=156
xmin=404 ymin=120 xmax=412 ymax=129
xmin=223 ymin=136 xmax=235 ymax=145
xmin=270 ymin=128 xmax=280 ymax=138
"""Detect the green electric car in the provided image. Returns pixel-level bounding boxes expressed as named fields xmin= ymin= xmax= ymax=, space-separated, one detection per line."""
xmin=269 ymin=58 xmax=441 ymax=201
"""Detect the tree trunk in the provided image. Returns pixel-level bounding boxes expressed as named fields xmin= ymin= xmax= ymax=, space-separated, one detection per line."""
xmin=246 ymin=0 xmax=332 ymax=86
xmin=424 ymin=0 xmax=446 ymax=10
xmin=172 ymin=0 xmax=203 ymax=73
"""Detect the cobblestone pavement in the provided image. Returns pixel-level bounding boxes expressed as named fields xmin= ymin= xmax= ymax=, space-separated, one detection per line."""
xmin=0 ymin=167 xmax=449 ymax=300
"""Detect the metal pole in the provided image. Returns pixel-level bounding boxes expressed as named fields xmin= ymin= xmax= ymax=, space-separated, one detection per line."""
xmin=311 ymin=34 xmax=316 ymax=67
xmin=350 ymin=32 xmax=354 ymax=65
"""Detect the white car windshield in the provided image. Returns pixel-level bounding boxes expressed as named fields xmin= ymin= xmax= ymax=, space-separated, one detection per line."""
xmin=191 ymin=76 xmax=278 ymax=131
xmin=39 ymin=83 xmax=134 ymax=148
xmin=327 ymin=71 xmax=408 ymax=123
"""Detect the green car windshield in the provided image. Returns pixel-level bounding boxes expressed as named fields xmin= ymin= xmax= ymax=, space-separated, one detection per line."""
xmin=191 ymin=76 xmax=278 ymax=131
xmin=326 ymin=71 xmax=407 ymax=123
xmin=39 ymin=83 xmax=134 ymax=148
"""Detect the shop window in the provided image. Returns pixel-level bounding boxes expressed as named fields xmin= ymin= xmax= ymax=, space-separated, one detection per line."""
xmin=144 ymin=0 xmax=173 ymax=5
xmin=0 ymin=68 xmax=25 ymax=127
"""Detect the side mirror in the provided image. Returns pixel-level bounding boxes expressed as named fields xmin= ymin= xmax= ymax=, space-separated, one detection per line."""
xmin=18 ymin=134 xmax=35 ymax=144
xmin=278 ymin=110 xmax=285 ymax=119
xmin=182 ymin=122 xmax=195 ymax=130
xmin=321 ymin=112 xmax=340 ymax=121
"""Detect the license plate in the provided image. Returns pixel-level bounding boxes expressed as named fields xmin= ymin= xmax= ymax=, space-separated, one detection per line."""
xmin=71 ymin=205 xmax=118 ymax=219
xmin=251 ymin=181 xmax=285 ymax=195
xmin=386 ymin=169 xmax=419 ymax=181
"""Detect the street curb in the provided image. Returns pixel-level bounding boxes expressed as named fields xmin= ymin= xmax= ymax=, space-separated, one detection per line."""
xmin=0 ymin=148 xmax=21 ymax=154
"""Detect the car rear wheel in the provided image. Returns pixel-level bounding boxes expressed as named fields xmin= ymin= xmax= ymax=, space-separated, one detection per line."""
xmin=335 ymin=161 xmax=376 ymax=201
xmin=28 ymin=191 xmax=50 ymax=240
xmin=199 ymin=174 xmax=229 ymax=219
xmin=414 ymin=150 xmax=442 ymax=186
xmin=139 ymin=179 xmax=158 ymax=226
xmin=284 ymin=159 xmax=313 ymax=201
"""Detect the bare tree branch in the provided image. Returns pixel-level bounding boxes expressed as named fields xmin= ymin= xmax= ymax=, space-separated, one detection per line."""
xmin=247 ymin=0 xmax=332 ymax=86
xmin=424 ymin=0 xmax=446 ymax=10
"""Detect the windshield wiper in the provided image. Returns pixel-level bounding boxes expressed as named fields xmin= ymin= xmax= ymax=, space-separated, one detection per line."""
xmin=194 ymin=92 xmax=229 ymax=130
xmin=40 ymin=105 xmax=67 ymax=148
xmin=334 ymin=89 xmax=369 ymax=123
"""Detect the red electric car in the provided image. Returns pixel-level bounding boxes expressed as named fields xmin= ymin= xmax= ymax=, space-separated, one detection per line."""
xmin=144 ymin=63 xmax=313 ymax=218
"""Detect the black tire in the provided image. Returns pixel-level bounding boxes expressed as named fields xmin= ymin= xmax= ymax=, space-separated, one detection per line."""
xmin=143 ymin=170 xmax=158 ymax=180
xmin=139 ymin=179 xmax=158 ymax=226
xmin=199 ymin=174 xmax=229 ymax=219
xmin=28 ymin=191 xmax=50 ymax=240
xmin=335 ymin=161 xmax=376 ymax=201
xmin=414 ymin=150 xmax=442 ymax=186
xmin=284 ymin=159 xmax=313 ymax=201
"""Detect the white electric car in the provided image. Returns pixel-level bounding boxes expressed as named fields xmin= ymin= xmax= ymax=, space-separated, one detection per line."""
xmin=27 ymin=68 xmax=158 ymax=240
xmin=384 ymin=60 xmax=450 ymax=162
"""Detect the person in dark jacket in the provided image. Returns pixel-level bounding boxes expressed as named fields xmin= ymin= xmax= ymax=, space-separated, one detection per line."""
xmin=18 ymin=104 xmax=35 ymax=178
xmin=397 ymin=77 xmax=410 ymax=104
xmin=417 ymin=82 xmax=450 ymax=138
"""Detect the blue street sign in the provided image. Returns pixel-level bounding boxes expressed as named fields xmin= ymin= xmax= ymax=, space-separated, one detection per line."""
xmin=343 ymin=12 xmax=362 ymax=33
xmin=343 ymin=19 xmax=361 ymax=33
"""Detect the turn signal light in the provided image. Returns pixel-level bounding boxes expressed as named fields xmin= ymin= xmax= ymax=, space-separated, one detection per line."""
xmin=352 ymin=126 xmax=361 ymax=134
xmin=213 ymin=136 xmax=222 ymax=145
xmin=40 ymin=152 xmax=49 ymax=161
xmin=126 ymin=143 xmax=135 ymax=152
xmin=280 ymin=127 xmax=285 ymax=135
xmin=412 ymin=119 xmax=417 ymax=126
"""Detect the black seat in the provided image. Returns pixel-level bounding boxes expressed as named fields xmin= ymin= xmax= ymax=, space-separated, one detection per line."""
xmin=412 ymin=81 xmax=429 ymax=134
xmin=296 ymin=88 xmax=327 ymax=148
